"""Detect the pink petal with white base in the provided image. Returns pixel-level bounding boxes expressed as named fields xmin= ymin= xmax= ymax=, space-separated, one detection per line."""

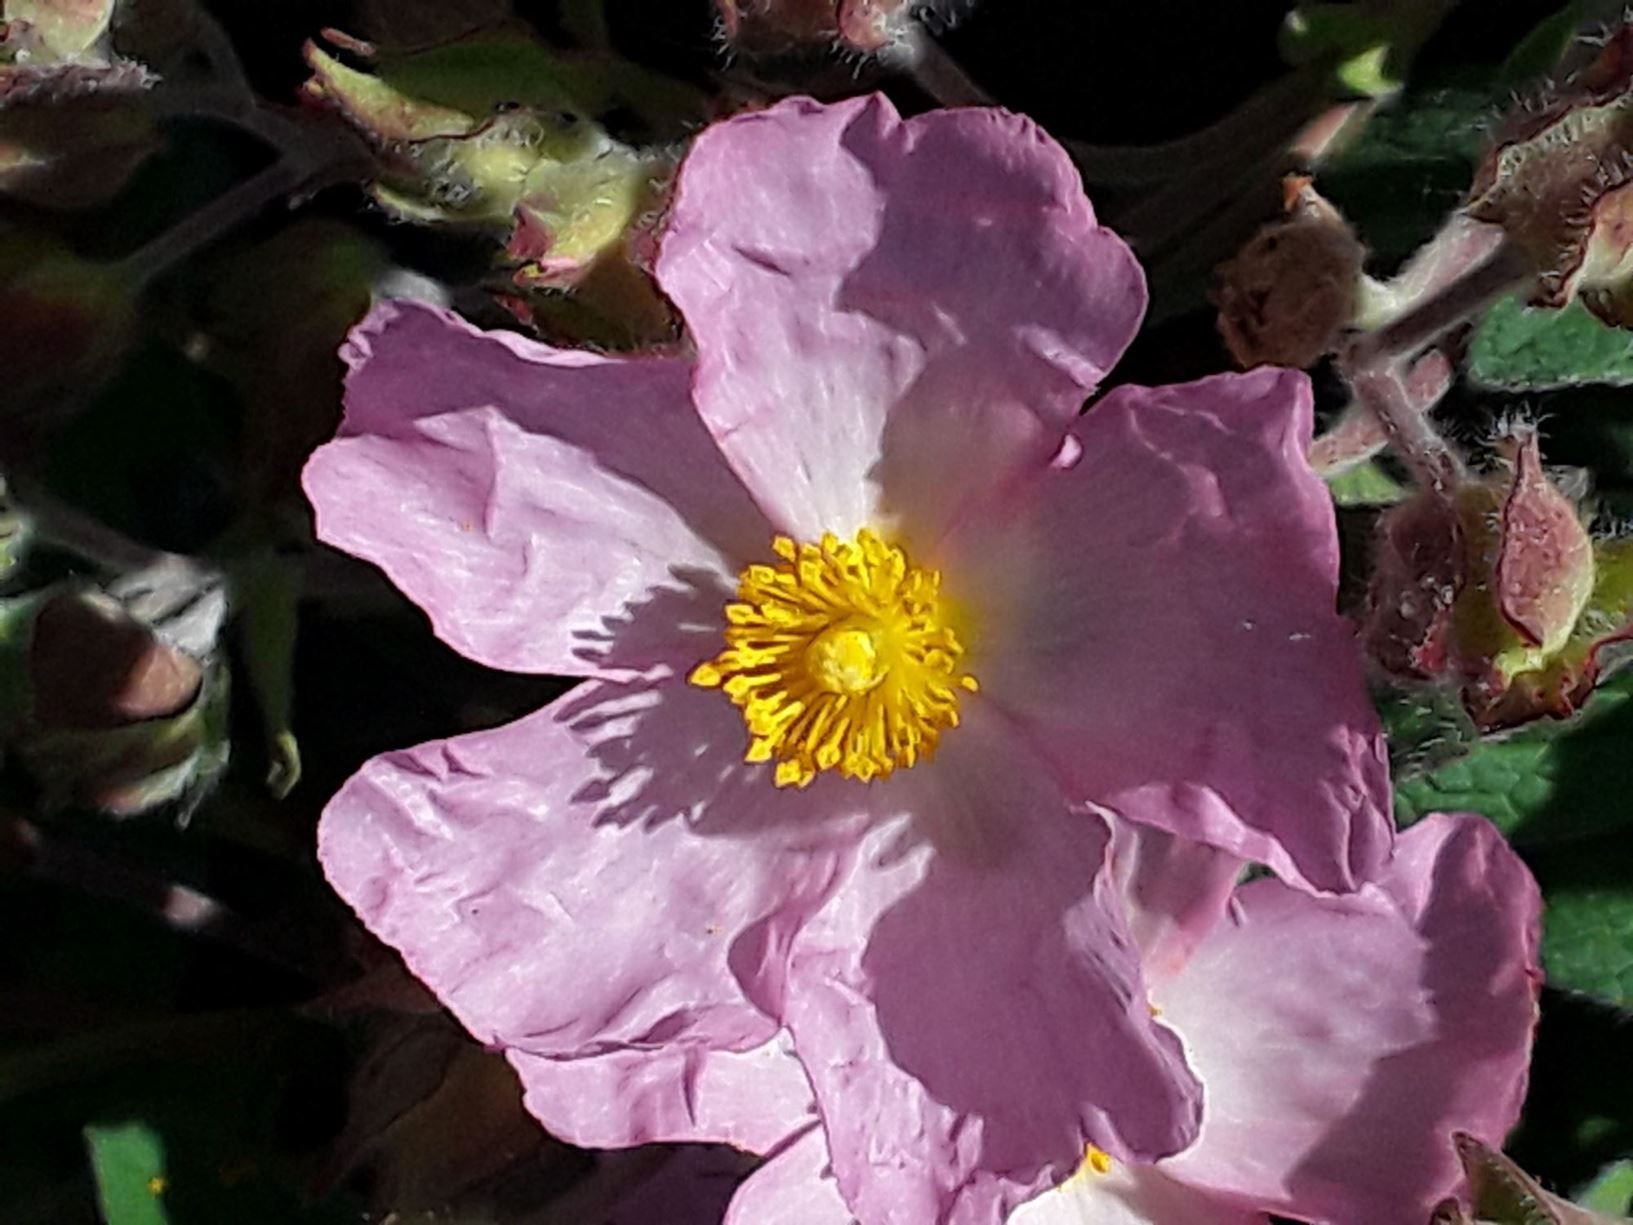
xmin=1007 ymin=1160 xmax=1265 ymax=1225
xmin=318 ymin=680 xmax=860 ymax=1064
xmin=944 ymin=368 xmax=1390 ymax=893
xmin=657 ymin=94 xmax=1145 ymax=546
xmin=780 ymin=706 xmax=1201 ymax=1224
xmin=304 ymin=301 xmax=769 ymax=680
xmin=1108 ymin=819 xmax=1245 ymax=984
xmin=1156 ymin=813 xmax=1542 ymax=1223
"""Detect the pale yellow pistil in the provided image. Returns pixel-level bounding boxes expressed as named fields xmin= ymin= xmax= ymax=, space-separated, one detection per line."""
xmin=689 ymin=529 xmax=978 ymax=787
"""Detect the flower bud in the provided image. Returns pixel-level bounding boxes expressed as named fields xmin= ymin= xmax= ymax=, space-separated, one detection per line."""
xmin=1467 ymin=23 xmax=1633 ymax=327
xmin=1215 ymin=177 xmax=1367 ymax=369
xmin=1430 ymin=1134 xmax=1622 ymax=1225
xmin=1366 ymin=433 xmax=1602 ymax=726
xmin=1 ymin=0 xmax=151 ymax=100
xmin=716 ymin=0 xmax=914 ymax=55
xmin=302 ymin=32 xmax=674 ymax=334
xmin=3 ymin=588 xmax=228 ymax=815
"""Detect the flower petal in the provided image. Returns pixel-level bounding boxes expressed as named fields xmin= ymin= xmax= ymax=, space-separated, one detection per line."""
xmin=1108 ymin=819 xmax=1245 ymax=985
xmin=303 ymin=300 xmax=769 ymax=679
xmin=781 ymin=706 xmax=1201 ymax=1224
xmin=318 ymin=680 xmax=858 ymax=1063
xmin=945 ymin=368 xmax=1391 ymax=893
xmin=506 ymin=1031 xmax=816 ymax=1153
xmin=1155 ymin=813 xmax=1542 ymax=1222
xmin=657 ymin=94 xmax=1145 ymax=545
xmin=724 ymin=1126 xmax=856 ymax=1225
xmin=1008 ymin=1161 xmax=1266 ymax=1225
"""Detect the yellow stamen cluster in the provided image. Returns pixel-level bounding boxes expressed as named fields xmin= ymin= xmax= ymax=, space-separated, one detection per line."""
xmin=690 ymin=530 xmax=977 ymax=787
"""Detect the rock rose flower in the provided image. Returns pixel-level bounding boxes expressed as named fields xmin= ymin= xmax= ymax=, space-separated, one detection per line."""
xmin=647 ymin=814 xmax=1540 ymax=1225
xmin=305 ymin=94 xmax=1391 ymax=1221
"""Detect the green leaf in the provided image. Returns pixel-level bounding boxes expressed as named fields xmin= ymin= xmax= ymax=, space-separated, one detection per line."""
xmin=1320 ymin=83 xmax=1494 ymax=265
xmin=1327 ymin=459 xmax=1408 ymax=506
xmin=84 ymin=1120 xmax=170 ymax=1225
xmin=1499 ymin=2 xmax=1585 ymax=86
xmin=1576 ymin=1159 xmax=1633 ymax=1215
xmin=1532 ymin=831 xmax=1633 ymax=1007
xmin=1393 ymin=669 xmax=1633 ymax=845
xmin=1470 ymin=296 xmax=1633 ymax=391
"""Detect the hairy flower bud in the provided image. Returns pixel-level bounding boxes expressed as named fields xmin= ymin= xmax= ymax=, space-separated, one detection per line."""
xmin=716 ymin=0 xmax=915 ymax=54
xmin=1467 ymin=23 xmax=1633 ymax=326
xmin=1366 ymin=432 xmax=1603 ymax=726
xmin=302 ymin=31 xmax=675 ymax=339
xmin=1215 ymin=177 xmax=1367 ymax=369
xmin=3 ymin=588 xmax=228 ymax=815
xmin=1430 ymin=1134 xmax=1622 ymax=1225
xmin=1 ymin=0 xmax=150 ymax=100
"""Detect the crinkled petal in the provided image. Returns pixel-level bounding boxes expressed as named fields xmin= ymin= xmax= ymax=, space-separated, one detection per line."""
xmin=657 ymin=93 xmax=1145 ymax=545
xmin=318 ymin=680 xmax=860 ymax=1063
xmin=1156 ymin=813 xmax=1542 ymax=1222
xmin=303 ymin=300 xmax=770 ymax=679
xmin=507 ymin=1030 xmax=816 ymax=1153
xmin=1108 ymin=818 xmax=1245 ymax=985
xmin=944 ymin=368 xmax=1390 ymax=893
xmin=781 ymin=705 xmax=1201 ymax=1224
xmin=1008 ymin=1161 xmax=1266 ymax=1225
xmin=725 ymin=1127 xmax=856 ymax=1225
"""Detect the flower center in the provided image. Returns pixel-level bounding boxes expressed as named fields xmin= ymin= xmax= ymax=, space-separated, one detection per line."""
xmin=689 ymin=530 xmax=977 ymax=788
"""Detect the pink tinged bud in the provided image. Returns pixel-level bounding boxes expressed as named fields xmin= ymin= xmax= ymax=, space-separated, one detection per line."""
xmin=29 ymin=592 xmax=201 ymax=729
xmin=714 ymin=0 xmax=911 ymax=54
xmin=1494 ymin=434 xmax=1595 ymax=653
xmin=1215 ymin=176 xmax=1366 ymax=369
xmin=1 ymin=0 xmax=117 ymax=63
xmin=1365 ymin=491 xmax=1462 ymax=679
xmin=10 ymin=590 xmax=224 ymax=815
xmin=1367 ymin=432 xmax=1611 ymax=727
xmin=837 ymin=0 xmax=911 ymax=52
xmin=1 ymin=0 xmax=152 ymax=103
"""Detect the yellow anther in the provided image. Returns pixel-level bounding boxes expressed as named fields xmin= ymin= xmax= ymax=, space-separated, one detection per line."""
xmin=690 ymin=529 xmax=976 ymax=786
xmin=1083 ymin=1146 xmax=1114 ymax=1177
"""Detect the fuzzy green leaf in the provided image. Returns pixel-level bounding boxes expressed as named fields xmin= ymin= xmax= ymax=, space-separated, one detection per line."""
xmin=1327 ymin=459 xmax=1408 ymax=506
xmin=1469 ymin=296 xmax=1633 ymax=391
xmin=1575 ymin=1159 xmax=1633 ymax=1215
xmin=1393 ymin=669 xmax=1633 ymax=845
xmin=1320 ymin=84 xmax=1493 ymax=265
xmin=1532 ymin=832 xmax=1633 ymax=1008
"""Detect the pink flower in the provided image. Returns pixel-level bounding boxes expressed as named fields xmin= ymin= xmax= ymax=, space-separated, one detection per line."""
xmin=643 ymin=814 xmax=1540 ymax=1225
xmin=305 ymin=94 xmax=1391 ymax=1221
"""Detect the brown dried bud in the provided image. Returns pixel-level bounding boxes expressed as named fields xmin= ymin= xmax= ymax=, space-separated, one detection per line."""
xmin=1215 ymin=176 xmax=1367 ymax=369
xmin=1467 ymin=24 xmax=1633 ymax=326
